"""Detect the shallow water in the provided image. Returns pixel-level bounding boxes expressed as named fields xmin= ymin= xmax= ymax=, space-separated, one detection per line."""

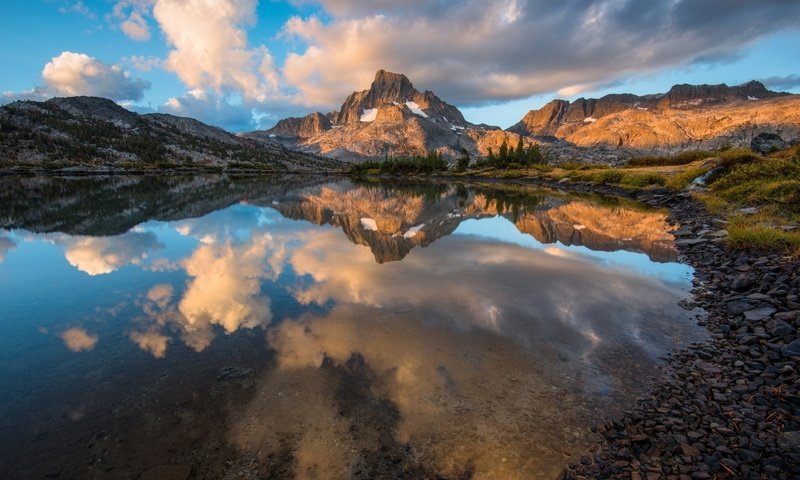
xmin=0 ymin=175 xmax=705 ymax=479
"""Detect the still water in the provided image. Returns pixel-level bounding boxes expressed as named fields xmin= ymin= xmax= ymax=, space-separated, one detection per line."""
xmin=0 ymin=175 xmax=704 ymax=479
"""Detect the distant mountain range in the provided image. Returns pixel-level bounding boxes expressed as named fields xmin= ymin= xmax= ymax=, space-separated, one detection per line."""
xmin=2 ymin=71 xmax=798 ymax=169
xmin=250 ymin=71 xmax=800 ymax=162
xmin=0 ymin=96 xmax=342 ymax=172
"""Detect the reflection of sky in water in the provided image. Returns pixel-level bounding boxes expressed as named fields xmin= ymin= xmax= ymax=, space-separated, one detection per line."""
xmin=0 ymin=180 xmax=706 ymax=480
xmin=455 ymin=216 xmax=694 ymax=286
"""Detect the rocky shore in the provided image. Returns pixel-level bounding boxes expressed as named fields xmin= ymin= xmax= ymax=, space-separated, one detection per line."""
xmin=549 ymin=181 xmax=800 ymax=479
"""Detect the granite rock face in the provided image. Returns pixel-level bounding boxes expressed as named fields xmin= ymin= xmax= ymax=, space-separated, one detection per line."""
xmin=247 ymin=70 xmax=533 ymax=161
xmin=509 ymin=81 xmax=800 ymax=151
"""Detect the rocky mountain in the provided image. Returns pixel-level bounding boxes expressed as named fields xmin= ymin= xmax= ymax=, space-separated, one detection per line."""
xmin=509 ymin=81 xmax=800 ymax=151
xmin=0 ymin=96 xmax=342 ymax=172
xmin=246 ymin=70 xmax=533 ymax=161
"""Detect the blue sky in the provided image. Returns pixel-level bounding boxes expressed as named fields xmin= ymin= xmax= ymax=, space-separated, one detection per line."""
xmin=2 ymin=1 xmax=799 ymax=131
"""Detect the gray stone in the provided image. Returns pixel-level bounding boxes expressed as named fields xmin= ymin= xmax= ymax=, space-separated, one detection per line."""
xmin=738 ymin=207 xmax=760 ymax=215
xmin=766 ymin=319 xmax=794 ymax=338
xmin=726 ymin=300 xmax=753 ymax=316
xmin=777 ymin=431 xmax=800 ymax=451
xmin=750 ymin=132 xmax=787 ymax=155
xmin=743 ymin=308 xmax=776 ymax=322
xmin=217 ymin=366 xmax=253 ymax=380
xmin=782 ymin=339 xmax=800 ymax=357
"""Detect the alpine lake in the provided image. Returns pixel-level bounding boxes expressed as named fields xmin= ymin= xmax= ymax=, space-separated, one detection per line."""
xmin=0 ymin=174 xmax=706 ymax=480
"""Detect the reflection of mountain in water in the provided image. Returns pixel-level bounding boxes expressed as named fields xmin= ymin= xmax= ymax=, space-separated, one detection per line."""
xmin=0 ymin=175 xmax=327 ymax=236
xmin=272 ymin=182 xmax=678 ymax=263
xmin=0 ymin=175 xmax=677 ymax=262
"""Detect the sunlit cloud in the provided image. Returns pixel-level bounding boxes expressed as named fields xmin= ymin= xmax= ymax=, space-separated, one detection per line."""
xmin=153 ymin=0 xmax=279 ymax=101
xmin=3 ymin=51 xmax=150 ymax=103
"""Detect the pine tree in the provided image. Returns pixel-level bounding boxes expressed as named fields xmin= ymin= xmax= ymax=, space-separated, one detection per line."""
xmin=515 ymin=136 xmax=525 ymax=161
xmin=456 ymin=148 xmax=470 ymax=172
xmin=498 ymin=139 xmax=509 ymax=166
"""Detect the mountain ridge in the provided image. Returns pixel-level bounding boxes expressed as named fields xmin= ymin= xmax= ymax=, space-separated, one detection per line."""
xmin=0 ymin=96 xmax=342 ymax=172
xmin=257 ymin=73 xmax=800 ymax=162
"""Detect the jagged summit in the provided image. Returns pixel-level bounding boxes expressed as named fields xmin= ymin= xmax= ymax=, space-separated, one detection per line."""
xmin=248 ymin=69 xmax=527 ymax=161
xmin=333 ymin=69 xmax=466 ymax=126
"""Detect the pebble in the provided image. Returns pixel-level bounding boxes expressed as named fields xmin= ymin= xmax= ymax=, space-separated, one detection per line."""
xmin=558 ymin=180 xmax=800 ymax=480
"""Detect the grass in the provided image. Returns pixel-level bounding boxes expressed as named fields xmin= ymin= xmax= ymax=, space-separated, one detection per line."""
xmin=665 ymin=166 xmax=709 ymax=191
xmin=626 ymin=150 xmax=714 ymax=167
xmin=727 ymin=214 xmax=800 ymax=255
xmin=485 ymin=146 xmax=799 ymax=255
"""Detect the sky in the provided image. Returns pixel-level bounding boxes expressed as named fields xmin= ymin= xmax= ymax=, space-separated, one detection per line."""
xmin=1 ymin=0 xmax=799 ymax=131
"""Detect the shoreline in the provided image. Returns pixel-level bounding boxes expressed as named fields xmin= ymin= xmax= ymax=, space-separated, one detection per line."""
xmin=539 ymin=180 xmax=800 ymax=479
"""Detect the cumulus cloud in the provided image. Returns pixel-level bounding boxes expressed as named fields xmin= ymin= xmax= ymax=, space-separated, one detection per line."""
xmin=3 ymin=52 xmax=150 ymax=103
xmin=152 ymin=0 xmax=279 ymax=101
xmin=59 ymin=327 xmax=99 ymax=352
xmin=281 ymin=0 xmax=800 ymax=107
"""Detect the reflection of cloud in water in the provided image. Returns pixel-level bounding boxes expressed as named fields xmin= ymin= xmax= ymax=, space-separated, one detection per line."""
xmin=0 ymin=234 xmax=16 ymax=263
xmin=179 ymin=235 xmax=274 ymax=334
xmin=231 ymin=305 xmax=598 ymax=479
xmin=131 ymin=231 xmax=283 ymax=356
xmin=59 ymin=327 xmax=98 ymax=352
xmin=289 ymin=229 xmax=695 ymax=360
xmin=229 ymin=226 xmax=702 ymax=479
xmin=146 ymin=284 xmax=173 ymax=310
xmin=129 ymin=330 xmax=170 ymax=358
xmin=60 ymin=232 xmax=163 ymax=276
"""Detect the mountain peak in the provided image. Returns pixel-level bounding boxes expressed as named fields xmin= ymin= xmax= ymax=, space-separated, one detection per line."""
xmin=367 ymin=69 xmax=418 ymax=103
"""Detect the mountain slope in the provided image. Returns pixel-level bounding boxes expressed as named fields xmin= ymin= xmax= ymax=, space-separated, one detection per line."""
xmin=0 ymin=96 xmax=343 ymax=172
xmin=246 ymin=70 xmax=533 ymax=161
xmin=509 ymin=81 xmax=800 ymax=151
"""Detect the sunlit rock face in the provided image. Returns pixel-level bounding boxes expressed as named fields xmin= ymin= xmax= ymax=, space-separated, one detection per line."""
xmin=509 ymin=81 xmax=800 ymax=150
xmin=248 ymin=70 xmax=535 ymax=160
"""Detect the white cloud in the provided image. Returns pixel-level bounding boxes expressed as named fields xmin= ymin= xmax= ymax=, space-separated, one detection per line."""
xmin=4 ymin=51 xmax=151 ymax=104
xmin=152 ymin=0 xmax=279 ymax=101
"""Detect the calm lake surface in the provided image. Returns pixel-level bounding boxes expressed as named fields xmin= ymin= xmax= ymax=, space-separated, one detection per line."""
xmin=0 ymin=175 xmax=705 ymax=479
